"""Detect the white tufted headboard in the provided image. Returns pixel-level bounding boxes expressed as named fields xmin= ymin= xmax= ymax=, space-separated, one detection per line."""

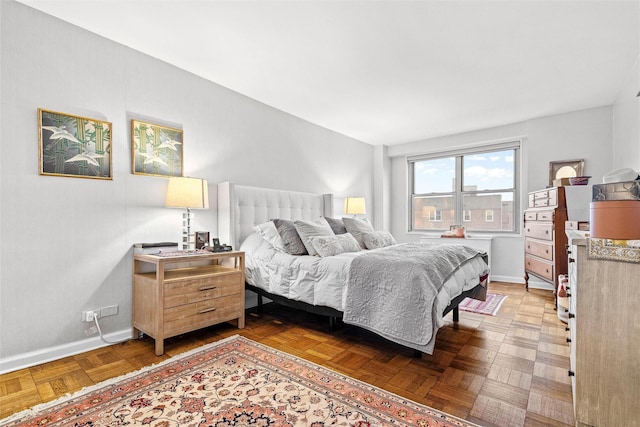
xmin=217 ymin=182 xmax=333 ymax=249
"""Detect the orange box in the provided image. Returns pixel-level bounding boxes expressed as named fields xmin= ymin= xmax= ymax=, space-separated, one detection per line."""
xmin=590 ymin=201 xmax=640 ymax=239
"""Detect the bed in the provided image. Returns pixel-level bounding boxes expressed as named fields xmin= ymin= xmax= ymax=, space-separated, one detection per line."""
xmin=218 ymin=182 xmax=490 ymax=355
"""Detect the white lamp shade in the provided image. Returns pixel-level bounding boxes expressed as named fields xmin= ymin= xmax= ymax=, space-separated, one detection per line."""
xmin=344 ymin=197 xmax=366 ymax=215
xmin=165 ymin=177 xmax=209 ymax=209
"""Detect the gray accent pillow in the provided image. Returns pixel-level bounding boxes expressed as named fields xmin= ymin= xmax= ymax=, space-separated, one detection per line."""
xmin=363 ymin=230 xmax=397 ymax=249
xmin=342 ymin=217 xmax=375 ymax=249
xmin=293 ymin=217 xmax=335 ymax=256
xmin=323 ymin=217 xmax=347 ymax=235
xmin=272 ymin=219 xmax=307 ymax=255
xmin=308 ymin=233 xmax=361 ymax=257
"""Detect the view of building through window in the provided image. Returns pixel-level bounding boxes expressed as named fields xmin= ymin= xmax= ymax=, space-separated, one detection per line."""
xmin=410 ymin=145 xmax=518 ymax=233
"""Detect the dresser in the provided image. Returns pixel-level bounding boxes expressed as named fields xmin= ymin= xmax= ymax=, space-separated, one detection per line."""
xmin=566 ymin=233 xmax=640 ymax=426
xmin=132 ymin=251 xmax=245 ymax=355
xmin=523 ymin=186 xmax=568 ymax=293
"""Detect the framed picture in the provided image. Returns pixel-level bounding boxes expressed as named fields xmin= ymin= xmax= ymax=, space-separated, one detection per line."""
xmin=195 ymin=231 xmax=210 ymax=249
xmin=38 ymin=108 xmax=112 ymax=179
xmin=549 ymin=159 xmax=584 ymax=185
xmin=131 ymin=119 xmax=183 ymax=177
xmin=212 ymin=238 xmax=220 ymax=248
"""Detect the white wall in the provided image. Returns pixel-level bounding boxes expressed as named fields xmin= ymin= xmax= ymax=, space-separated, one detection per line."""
xmin=0 ymin=1 xmax=373 ymax=372
xmin=613 ymin=55 xmax=640 ymax=171
xmin=387 ymin=106 xmax=615 ymax=285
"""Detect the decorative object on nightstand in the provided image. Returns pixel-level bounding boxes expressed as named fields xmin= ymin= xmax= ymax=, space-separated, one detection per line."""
xmin=132 ymin=250 xmax=245 ymax=355
xmin=165 ymin=177 xmax=209 ymax=250
xmin=344 ymin=197 xmax=366 ymax=217
xmin=523 ymin=186 xmax=568 ymax=298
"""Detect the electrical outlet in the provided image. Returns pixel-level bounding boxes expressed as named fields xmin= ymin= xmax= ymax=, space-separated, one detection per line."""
xmin=100 ymin=305 xmax=118 ymax=317
xmin=81 ymin=310 xmax=98 ymax=322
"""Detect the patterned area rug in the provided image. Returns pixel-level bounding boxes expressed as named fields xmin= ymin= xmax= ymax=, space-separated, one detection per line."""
xmin=1 ymin=335 xmax=480 ymax=427
xmin=458 ymin=293 xmax=507 ymax=316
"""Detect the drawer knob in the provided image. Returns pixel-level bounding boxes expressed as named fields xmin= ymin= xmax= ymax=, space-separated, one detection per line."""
xmin=568 ymin=313 xmax=575 ymax=319
xmin=199 ymin=307 xmax=217 ymax=314
xmin=199 ymin=285 xmax=217 ymax=291
xmin=566 ymin=293 xmax=571 ymax=297
xmin=568 ymin=371 xmax=575 ymax=377
xmin=569 ymin=258 xmax=575 ymax=263
xmin=566 ymin=337 xmax=571 ymax=343
xmin=565 ymin=326 xmax=570 ymax=331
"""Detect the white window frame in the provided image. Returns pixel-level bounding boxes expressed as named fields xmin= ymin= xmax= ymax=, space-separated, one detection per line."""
xmin=463 ymin=210 xmax=471 ymax=222
xmin=485 ymin=210 xmax=494 ymax=222
xmin=408 ymin=139 xmax=521 ymax=233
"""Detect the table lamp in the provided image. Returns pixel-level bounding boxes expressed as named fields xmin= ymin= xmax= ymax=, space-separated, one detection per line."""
xmin=165 ymin=177 xmax=209 ymax=250
xmin=344 ymin=197 xmax=366 ymax=217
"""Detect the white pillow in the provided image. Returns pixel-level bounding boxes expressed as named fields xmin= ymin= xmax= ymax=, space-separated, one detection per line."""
xmin=253 ymin=221 xmax=286 ymax=252
xmin=342 ymin=217 xmax=375 ymax=249
xmin=293 ymin=217 xmax=335 ymax=256
xmin=308 ymin=233 xmax=361 ymax=257
xmin=363 ymin=230 xmax=397 ymax=249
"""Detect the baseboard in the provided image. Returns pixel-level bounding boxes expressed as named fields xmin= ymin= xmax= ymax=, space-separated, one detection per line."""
xmin=490 ymin=275 xmax=554 ymax=291
xmin=0 ymin=329 xmax=131 ymax=375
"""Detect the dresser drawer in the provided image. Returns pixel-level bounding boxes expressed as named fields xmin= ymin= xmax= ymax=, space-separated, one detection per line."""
xmin=524 ymin=210 xmax=554 ymax=221
xmin=525 ymin=222 xmax=554 ymax=240
xmin=164 ymin=273 xmax=243 ymax=308
xmin=531 ymin=188 xmax=558 ymax=208
xmin=525 ymin=238 xmax=554 ymax=261
xmin=525 ymin=255 xmax=555 ymax=281
xmin=164 ymin=294 xmax=244 ymax=336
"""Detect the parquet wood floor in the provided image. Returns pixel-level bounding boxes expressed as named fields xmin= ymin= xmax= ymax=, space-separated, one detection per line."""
xmin=0 ymin=282 xmax=574 ymax=426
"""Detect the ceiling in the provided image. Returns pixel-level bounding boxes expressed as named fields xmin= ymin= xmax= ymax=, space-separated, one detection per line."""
xmin=16 ymin=0 xmax=640 ymax=146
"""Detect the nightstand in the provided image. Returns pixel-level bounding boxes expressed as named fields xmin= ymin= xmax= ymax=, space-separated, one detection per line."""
xmin=132 ymin=251 xmax=245 ymax=355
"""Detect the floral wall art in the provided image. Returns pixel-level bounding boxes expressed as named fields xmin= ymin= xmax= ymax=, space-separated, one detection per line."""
xmin=131 ymin=119 xmax=183 ymax=177
xmin=38 ymin=108 xmax=112 ymax=179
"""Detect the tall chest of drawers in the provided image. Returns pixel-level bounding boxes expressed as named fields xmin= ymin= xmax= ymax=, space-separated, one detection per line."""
xmin=566 ymin=234 xmax=640 ymax=426
xmin=523 ymin=186 xmax=568 ymax=292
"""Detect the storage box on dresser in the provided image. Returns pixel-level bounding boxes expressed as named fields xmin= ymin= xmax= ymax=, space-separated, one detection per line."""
xmin=133 ymin=251 xmax=245 ymax=355
xmin=524 ymin=186 xmax=568 ymax=292
xmin=566 ymin=232 xmax=640 ymax=426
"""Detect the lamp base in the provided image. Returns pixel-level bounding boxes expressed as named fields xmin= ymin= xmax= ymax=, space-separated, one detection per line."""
xmin=182 ymin=211 xmax=195 ymax=250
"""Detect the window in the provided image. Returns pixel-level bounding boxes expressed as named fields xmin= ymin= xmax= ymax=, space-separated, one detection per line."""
xmin=485 ymin=210 xmax=494 ymax=222
xmin=428 ymin=210 xmax=442 ymax=221
xmin=408 ymin=140 xmax=520 ymax=233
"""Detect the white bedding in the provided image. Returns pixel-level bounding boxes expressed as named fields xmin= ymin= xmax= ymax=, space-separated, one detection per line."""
xmin=241 ymin=231 xmax=489 ymax=330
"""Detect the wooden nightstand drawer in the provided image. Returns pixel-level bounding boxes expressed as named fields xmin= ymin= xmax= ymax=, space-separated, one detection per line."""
xmin=164 ymin=294 xmax=243 ymax=336
xmin=525 ymin=255 xmax=554 ymax=281
xmin=164 ymin=273 xmax=242 ymax=308
xmin=525 ymin=222 xmax=554 ymax=240
xmin=525 ymin=238 xmax=554 ymax=261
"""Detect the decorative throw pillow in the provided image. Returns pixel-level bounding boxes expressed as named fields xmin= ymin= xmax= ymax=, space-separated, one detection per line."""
xmin=363 ymin=230 xmax=397 ymax=249
xmin=308 ymin=233 xmax=361 ymax=257
xmin=272 ymin=219 xmax=307 ymax=255
xmin=323 ymin=217 xmax=347 ymax=235
xmin=253 ymin=221 xmax=286 ymax=252
xmin=342 ymin=216 xmax=375 ymax=249
xmin=293 ymin=217 xmax=335 ymax=256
